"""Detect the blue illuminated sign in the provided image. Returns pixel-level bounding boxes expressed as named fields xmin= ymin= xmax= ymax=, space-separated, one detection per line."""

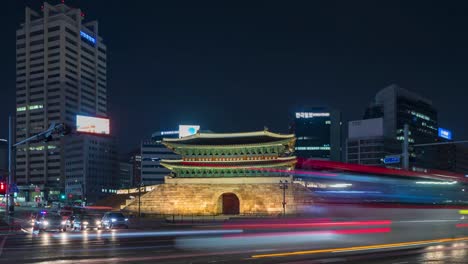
xmin=383 ymin=155 xmax=400 ymax=164
xmin=438 ymin=128 xmax=452 ymax=140
xmin=80 ymin=31 xmax=96 ymax=45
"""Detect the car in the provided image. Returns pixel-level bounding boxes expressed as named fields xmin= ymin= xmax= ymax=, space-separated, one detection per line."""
xmin=30 ymin=210 xmax=48 ymax=225
xmin=72 ymin=214 xmax=103 ymax=231
xmin=34 ymin=213 xmax=67 ymax=232
xmin=100 ymin=212 xmax=129 ymax=229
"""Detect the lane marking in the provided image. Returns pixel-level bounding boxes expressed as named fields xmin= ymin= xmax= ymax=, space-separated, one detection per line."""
xmin=396 ymin=220 xmax=459 ymax=223
xmin=251 ymin=236 xmax=468 ymax=258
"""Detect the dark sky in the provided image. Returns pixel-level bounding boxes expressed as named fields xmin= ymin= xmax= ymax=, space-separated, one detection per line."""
xmin=1 ymin=0 xmax=468 ymax=153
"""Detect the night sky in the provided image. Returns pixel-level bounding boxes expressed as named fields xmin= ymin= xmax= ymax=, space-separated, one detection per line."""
xmin=1 ymin=0 xmax=468 ymax=153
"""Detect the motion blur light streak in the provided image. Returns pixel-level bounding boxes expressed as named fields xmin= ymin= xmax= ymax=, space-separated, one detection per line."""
xmin=251 ymin=236 xmax=468 ymax=258
xmin=223 ymin=227 xmax=392 ymax=238
xmin=456 ymin=223 xmax=468 ymax=228
xmin=415 ymin=181 xmax=458 ymax=185
xmin=250 ymin=167 xmax=338 ymax=177
xmin=328 ymin=183 xmax=352 ymax=188
xmin=52 ymin=229 xmax=243 ymax=239
xmin=222 ymin=220 xmax=391 ymax=229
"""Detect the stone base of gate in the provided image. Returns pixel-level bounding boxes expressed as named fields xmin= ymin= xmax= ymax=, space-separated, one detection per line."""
xmin=123 ymin=177 xmax=313 ymax=215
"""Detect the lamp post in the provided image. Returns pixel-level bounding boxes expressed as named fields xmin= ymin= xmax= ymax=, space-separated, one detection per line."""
xmin=279 ymin=180 xmax=288 ymax=216
xmin=138 ymin=180 xmax=144 ymax=218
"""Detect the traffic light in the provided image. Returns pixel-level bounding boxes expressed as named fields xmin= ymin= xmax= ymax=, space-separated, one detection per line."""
xmin=60 ymin=194 xmax=66 ymax=200
xmin=0 ymin=182 xmax=6 ymax=195
xmin=60 ymin=124 xmax=72 ymax=136
xmin=68 ymin=194 xmax=73 ymax=199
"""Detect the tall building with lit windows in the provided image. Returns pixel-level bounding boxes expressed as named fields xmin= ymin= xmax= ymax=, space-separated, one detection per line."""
xmin=15 ymin=2 xmax=107 ymax=201
xmin=364 ymin=84 xmax=438 ymax=145
xmin=290 ymin=108 xmax=342 ymax=161
xmin=363 ymin=84 xmax=439 ymax=167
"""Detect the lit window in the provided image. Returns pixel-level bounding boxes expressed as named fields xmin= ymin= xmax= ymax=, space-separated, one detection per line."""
xmin=29 ymin=104 xmax=44 ymax=110
xmin=17 ymin=106 xmax=27 ymax=112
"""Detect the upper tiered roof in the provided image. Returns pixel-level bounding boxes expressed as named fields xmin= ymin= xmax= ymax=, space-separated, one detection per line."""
xmin=163 ymin=130 xmax=295 ymax=146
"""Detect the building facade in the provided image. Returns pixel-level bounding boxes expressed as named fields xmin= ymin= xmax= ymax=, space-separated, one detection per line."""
xmin=415 ymin=144 xmax=468 ymax=175
xmin=0 ymin=139 xmax=7 ymax=177
xmin=346 ymin=118 xmax=401 ymax=166
xmin=127 ymin=149 xmax=141 ymax=187
xmin=140 ymin=131 xmax=180 ymax=186
xmin=15 ymin=2 xmax=107 ymax=200
xmin=364 ymin=84 xmax=438 ymax=145
xmin=290 ymin=108 xmax=341 ymax=161
xmin=363 ymin=85 xmax=439 ymax=167
xmin=118 ymin=162 xmax=133 ymax=189
xmin=64 ymin=135 xmax=117 ymax=204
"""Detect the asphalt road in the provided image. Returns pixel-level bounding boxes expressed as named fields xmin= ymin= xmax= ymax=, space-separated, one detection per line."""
xmin=0 ymin=207 xmax=467 ymax=263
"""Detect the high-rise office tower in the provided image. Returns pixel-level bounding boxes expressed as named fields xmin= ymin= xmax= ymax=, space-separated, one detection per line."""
xmin=362 ymin=84 xmax=439 ymax=168
xmin=364 ymin=84 xmax=438 ymax=145
xmin=0 ymin=139 xmax=8 ymax=176
xmin=290 ymin=107 xmax=342 ymax=161
xmin=15 ymin=2 xmax=107 ymax=200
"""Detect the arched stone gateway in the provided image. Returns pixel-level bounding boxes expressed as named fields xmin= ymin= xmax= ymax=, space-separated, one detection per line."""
xmin=220 ymin=193 xmax=240 ymax=215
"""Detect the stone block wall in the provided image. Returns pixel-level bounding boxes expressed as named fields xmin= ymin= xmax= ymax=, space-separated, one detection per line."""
xmin=124 ymin=182 xmax=313 ymax=215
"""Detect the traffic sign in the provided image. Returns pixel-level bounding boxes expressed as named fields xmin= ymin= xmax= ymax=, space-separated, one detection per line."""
xmin=383 ymin=155 xmax=401 ymax=164
xmin=9 ymin=183 xmax=18 ymax=193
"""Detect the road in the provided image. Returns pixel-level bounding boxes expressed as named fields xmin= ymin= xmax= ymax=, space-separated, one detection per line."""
xmin=0 ymin=207 xmax=467 ymax=263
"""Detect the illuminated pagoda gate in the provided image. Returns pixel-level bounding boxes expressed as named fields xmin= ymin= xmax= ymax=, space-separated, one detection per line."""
xmin=124 ymin=130 xmax=312 ymax=215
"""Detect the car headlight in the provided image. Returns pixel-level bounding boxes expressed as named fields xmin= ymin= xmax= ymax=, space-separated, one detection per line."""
xmin=61 ymin=221 xmax=66 ymax=225
xmin=95 ymin=220 xmax=101 ymax=225
xmin=111 ymin=218 xmax=116 ymax=222
xmin=43 ymin=221 xmax=49 ymax=226
xmin=83 ymin=221 xmax=89 ymax=225
xmin=124 ymin=218 xmax=128 ymax=221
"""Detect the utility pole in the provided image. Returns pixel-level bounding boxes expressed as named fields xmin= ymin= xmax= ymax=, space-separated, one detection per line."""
xmin=138 ymin=184 xmax=141 ymax=218
xmin=402 ymin=124 xmax=409 ymax=170
xmin=279 ymin=180 xmax=288 ymax=216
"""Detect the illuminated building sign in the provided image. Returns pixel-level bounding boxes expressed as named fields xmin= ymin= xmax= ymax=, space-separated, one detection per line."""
xmin=295 ymin=112 xmax=330 ymax=119
xmin=383 ymin=155 xmax=400 ymax=164
xmin=160 ymin=130 xmax=179 ymax=136
xmin=179 ymin=125 xmax=200 ymax=138
xmin=295 ymin=146 xmax=331 ymax=151
xmin=438 ymin=128 xmax=452 ymax=140
xmin=76 ymin=115 xmax=110 ymax=135
xmin=80 ymin=31 xmax=96 ymax=45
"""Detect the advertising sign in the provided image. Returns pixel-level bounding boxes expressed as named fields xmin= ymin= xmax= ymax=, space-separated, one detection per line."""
xmin=76 ymin=115 xmax=110 ymax=135
xmin=179 ymin=125 xmax=200 ymax=138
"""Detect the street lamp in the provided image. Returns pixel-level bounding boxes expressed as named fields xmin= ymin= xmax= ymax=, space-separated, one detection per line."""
xmin=138 ymin=181 xmax=144 ymax=218
xmin=279 ymin=180 xmax=288 ymax=216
